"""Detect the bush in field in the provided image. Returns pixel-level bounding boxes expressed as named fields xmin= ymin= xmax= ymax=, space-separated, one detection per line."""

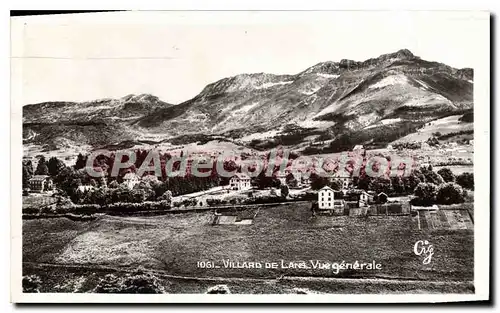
xmin=207 ymin=198 xmax=227 ymax=206
xmin=206 ymin=284 xmax=231 ymax=294
xmin=22 ymin=275 xmax=42 ymax=293
xmin=456 ymin=172 xmax=474 ymax=190
xmin=182 ymin=198 xmax=197 ymax=207
xmin=158 ymin=190 xmax=172 ymax=203
xmin=436 ymin=183 xmax=465 ymax=205
xmin=93 ymin=272 xmax=166 ymax=294
xmin=120 ymin=272 xmax=167 ymax=294
xmin=437 ymin=168 xmax=455 ymax=183
xmin=421 ymin=167 xmax=445 ymax=185
xmin=413 ymin=183 xmax=437 ymax=206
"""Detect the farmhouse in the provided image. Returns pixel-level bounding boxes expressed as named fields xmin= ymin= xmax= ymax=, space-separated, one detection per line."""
xmin=332 ymin=167 xmax=352 ymax=190
xmin=345 ymin=189 xmax=370 ymax=207
xmin=275 ymin=172 xmax=288 ymax=186
xmin=123 ymin=172 xmax=140 ymax=189
xmin=353 ymin=145 xmax=364 ymax=154
xmin=376 ymin=192 xmax=388 ymax=204
xmin=229 ymin=173 xmax=251 ymax=191
xmin=318 ymin=186 xmax=337 ymax=209
xmin=28 ymin=175 xmax=53 ymax=193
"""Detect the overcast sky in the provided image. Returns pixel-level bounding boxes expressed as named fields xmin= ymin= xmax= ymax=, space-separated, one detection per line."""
xmin=11 ymin=11 xmax=487 ymax=105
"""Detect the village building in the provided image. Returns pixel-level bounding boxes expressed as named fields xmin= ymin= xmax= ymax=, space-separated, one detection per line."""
xmin=353 ymin=145 xmax=365 ymax=155
xmin=28 ymin=175 xmax=53 ymax=193
xmin=376 ymin=192 xmax=388 ymax=204
xmin=420 ymin=155 xmax=432 ymax=168
xmin=275 ymin=172 xmax=288 ymax=186
xmin=77 ymin=185 xmax=95 ymax=193
xmin=318 ymin=186 xmax=335 ymax=209
xmin=345 ymin=189 xmax=370 ymax=207
xmin=229 ymin=173 xmax=251 ymax=191
xmin=123 ymin=172 xmax=140 ymax=189
xmin=421 ymin=142 xmax=431 ymax=150
xmin=331 ymin=167 xmax=352 ymax=191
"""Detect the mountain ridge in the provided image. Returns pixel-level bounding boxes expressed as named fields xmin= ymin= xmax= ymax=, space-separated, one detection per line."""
xmin=23 ymin=49 xmax=474 ymax=152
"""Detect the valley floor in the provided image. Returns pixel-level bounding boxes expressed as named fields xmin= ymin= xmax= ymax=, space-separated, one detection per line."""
xmin=22 ymin=203 xmax=474 ymax=294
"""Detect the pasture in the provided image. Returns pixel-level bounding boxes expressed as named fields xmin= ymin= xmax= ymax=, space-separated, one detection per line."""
xmin=23 ymin=202 xmax=474 ymax=293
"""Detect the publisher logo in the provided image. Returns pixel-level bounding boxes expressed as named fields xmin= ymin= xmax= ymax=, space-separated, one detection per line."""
xmin=413 ymin=240 xmax=434 ymax=264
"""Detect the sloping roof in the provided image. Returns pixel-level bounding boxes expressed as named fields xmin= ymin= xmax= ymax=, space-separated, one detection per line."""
xmin=231 ymin=173 xmax=250 ymax=180
xmin=319 ymin=186 xmax=334 ymax=192
xmin=77 ymin=185 xmax=95 ymax=192
xmin=123 ymin=172 xmax=138 ymax=180
xmin=349 ymin=189 xmax=369 ymax=195
xmin=29 ymin=175 xmax=49 ymax=181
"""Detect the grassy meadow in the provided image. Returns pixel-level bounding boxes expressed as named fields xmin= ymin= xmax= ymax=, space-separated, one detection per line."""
xmin=23 ymin=203 xmax=474 ymax=293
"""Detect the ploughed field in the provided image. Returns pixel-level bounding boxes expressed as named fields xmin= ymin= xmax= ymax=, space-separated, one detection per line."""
xmin=23 ymin=203 xmax=474 ymax=293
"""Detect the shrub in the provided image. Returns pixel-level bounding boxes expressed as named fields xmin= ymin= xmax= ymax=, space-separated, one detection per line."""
xmin=436 ymin=183 xmax=465 ymax=204
xmin=23 ymin=275 xmax=42 ymax=293
xmin=456 ymin=172 xmax=474 ymax=190
xmin=437 ymin=168 xmax=455 ymax=183
xmin=421 ymin=168 xmax=445 ymax=185
xmin=206 ymin=284 xmax=231 ymax=294
xmin=413 ymin=183 xmax=437 ymax=205
xmin=93 ymin=272 xmax=167 ymax=294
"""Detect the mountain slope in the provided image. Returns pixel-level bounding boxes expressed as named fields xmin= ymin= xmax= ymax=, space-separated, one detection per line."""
xmin=23 ymin=49 xmax=473 ymax=152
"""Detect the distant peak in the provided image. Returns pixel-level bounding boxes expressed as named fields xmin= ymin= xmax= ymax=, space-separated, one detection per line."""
xmin=121 ymin=93 xmax=160 ymax=103
xmin=394 ymin=49 xmax=415 ymax=59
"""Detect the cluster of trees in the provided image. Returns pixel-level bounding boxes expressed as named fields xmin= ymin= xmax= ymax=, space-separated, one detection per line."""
xmin=436 ymin=130 xmax=474 ymax=141
xmin=411 ymin=167 xmax=473 ymax=205
xmin=413 ymin=182 xmax=467 ymax=205
xmin=392 ymin=142 xmax=422 ymax=150
xmin=75 ymin=175 xmax=221 ymax=206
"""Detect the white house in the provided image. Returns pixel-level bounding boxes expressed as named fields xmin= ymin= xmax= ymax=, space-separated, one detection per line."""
xmin=275 ymin=172 xmax=287 ymax=186
xmin=28 ymin=175 xmax=53 ymax=193
xmin=318 ymin=186 xmax=335 ymax=209
xmin=123 ymin=172 xmax=140 ymax=189
xmin=229 ymin=173 xmax=251 ymax=191
xmin=353 ymin=145 xmax=364 ymax=154
xmin=332 ymin=167 xmax=352 ymax=190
